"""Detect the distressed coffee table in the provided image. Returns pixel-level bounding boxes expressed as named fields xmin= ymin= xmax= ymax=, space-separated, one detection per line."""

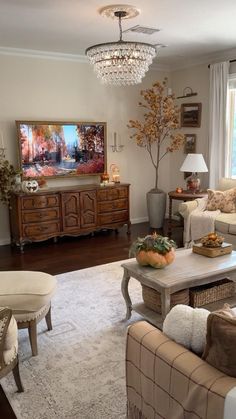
xmin=121 ymin=248 xmax=236 ymax=328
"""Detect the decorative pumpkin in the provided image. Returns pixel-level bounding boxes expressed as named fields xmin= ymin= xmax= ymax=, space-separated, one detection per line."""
xmin=21 ymin=179 xmax=39 ymax=193
xmin=130 ymin=233 xmax=176 ymax=269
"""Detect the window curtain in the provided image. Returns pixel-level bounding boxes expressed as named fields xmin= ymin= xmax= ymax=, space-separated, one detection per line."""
xmin=208 ymin=61 xmax=229 ymax=188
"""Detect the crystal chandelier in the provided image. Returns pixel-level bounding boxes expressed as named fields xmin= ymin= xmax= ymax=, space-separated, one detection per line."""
xmin=85 ymin=5 xmax=157 ymax=86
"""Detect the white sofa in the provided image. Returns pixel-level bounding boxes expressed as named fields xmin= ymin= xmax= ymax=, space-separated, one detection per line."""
xmin=179 ymin=178 xmax=236 ymax=248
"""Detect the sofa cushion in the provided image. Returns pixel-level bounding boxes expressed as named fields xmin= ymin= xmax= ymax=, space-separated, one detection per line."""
xmin=206 ymin=188 xmax=236 ymax=213
xmin=0 ymin=271 xmax=57 ymax=313
xmin=202 ymin=308 xmax=236 ymax=377
xmin=218 ymin=177 xmax=236 ymax=191
xmin=215 ymin=212 xmax=236 ymax=235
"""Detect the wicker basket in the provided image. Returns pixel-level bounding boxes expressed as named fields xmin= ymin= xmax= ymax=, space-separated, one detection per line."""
xmin=189 ymin=279 xmax=235 ymax=308
xmin=142 ymin=285 xmax=189 ymax=314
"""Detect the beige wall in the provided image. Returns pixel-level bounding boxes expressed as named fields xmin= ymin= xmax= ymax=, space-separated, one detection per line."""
xmin=171 ymin=63 xmax=210 ymax=192
xmin=0 ymin=53 xmax=170 ymax=244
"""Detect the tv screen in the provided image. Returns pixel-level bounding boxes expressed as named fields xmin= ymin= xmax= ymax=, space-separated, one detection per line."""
xmin=16 ymin=121 xmax=106 ymax=178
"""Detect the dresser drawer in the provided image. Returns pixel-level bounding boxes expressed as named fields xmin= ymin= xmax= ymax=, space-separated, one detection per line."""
xmin=21 ymin=195 xmax=59 ymax=210
xmin=98 ymin=210 xmax=129 ymax=225
xmin=22 ymin=221 xmax=60 ymax=237
xmin=98 ymin=198 xmax=128 ymax=213
xmin=97 ymin=187 xmax=128 ymax=201
xmin=22 ymin=208 xmax=60 ymax=224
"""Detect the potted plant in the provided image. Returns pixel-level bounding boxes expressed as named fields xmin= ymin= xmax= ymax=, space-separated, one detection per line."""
xmin=128 ymin=78 xmax=184 ymax=228
xmin=130 ymin=232 xmax=176 ymax=269
xmin=0 ymin=151 xmax=19 ymax=206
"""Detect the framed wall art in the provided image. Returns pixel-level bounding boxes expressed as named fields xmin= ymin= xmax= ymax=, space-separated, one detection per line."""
xmin=184 ymin=134 xmax=196 ymax=154
xmin=16 ymin=121 xmax=107 ymax=178
xmin=181 ymin=103 xmax=202 ymax=127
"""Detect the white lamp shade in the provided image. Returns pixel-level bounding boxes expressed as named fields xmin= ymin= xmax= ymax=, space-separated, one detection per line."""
xmin=180 ymin=154 xmax=208 ymax=173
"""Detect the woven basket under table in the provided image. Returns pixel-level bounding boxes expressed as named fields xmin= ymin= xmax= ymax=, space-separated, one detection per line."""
xmin=142 ymin=285 xmax=189 ymax=314
xmin=189 ymin=278 xmax=235 ymax=308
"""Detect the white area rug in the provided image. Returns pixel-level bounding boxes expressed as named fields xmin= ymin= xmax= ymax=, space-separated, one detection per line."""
xmin=2 ymin=259 xmax=143 ymax=419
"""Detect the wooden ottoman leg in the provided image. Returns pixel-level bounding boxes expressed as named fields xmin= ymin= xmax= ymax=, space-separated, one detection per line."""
xmin=12 ymin=359 xmax=24 ymax=392
xmin=45 ymin=305 xmax=52 ymax=331
xmin=28 ymin=319 xmax=38 ymax=356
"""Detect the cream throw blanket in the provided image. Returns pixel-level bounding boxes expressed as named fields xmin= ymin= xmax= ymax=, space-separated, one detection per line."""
xmin=185 ymin=196 xmax=221 ymax=246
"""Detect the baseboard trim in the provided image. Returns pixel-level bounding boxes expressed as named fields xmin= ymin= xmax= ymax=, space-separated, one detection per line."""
xmin=131 ymin=217 xmax=149 ymax=224
xmin=0 ymin=238 xmax=11 ymax=246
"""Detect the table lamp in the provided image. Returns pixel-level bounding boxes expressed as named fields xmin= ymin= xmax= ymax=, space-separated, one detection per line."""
xmin=180 ymin=153 xmax=208 ymax=193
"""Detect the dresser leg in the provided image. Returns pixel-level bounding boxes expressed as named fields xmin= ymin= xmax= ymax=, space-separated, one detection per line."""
xmin=127 ymin=222 xmax=131 ymax=235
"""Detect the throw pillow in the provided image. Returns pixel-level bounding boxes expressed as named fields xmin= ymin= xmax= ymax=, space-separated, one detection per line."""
xmin=206 ymin=188 xmax=236 ymax=213
xmin=163 ymin=304 xmax=210 ymax=354
xmin=202 ymin=306 xmax=236 ymax=377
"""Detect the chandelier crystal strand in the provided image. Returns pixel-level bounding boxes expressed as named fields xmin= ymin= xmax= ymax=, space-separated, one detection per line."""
xmin=85 ymin=5 xmax=157 ymax=86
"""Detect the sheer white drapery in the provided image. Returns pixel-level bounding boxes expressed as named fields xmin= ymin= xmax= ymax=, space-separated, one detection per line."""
xmin=226 ymin=74 xmax=236 ymax=178
xmin=208 ymin=61 xmax=229 ymax=188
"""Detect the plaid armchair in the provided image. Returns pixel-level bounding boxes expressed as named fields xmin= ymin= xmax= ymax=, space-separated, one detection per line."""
xmin=126 ymin=321 xmax=236 ymax=419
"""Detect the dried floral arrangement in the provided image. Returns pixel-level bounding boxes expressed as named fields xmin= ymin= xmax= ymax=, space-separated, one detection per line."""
xmin=128 ymin=78 xmax=185 ymax=190
xmin=0 ymin=152 xmax=18 ymax=205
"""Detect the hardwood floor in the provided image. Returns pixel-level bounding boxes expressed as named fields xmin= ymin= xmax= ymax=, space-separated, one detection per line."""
xmin=0 ymin=221 xmax=183 ymax=418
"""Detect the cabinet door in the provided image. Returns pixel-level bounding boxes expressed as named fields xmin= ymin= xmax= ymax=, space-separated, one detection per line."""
xmin=61 ymin=192 xmax=80 ymax=231
xmin=80 ymin=190 xmax=97 ymax=229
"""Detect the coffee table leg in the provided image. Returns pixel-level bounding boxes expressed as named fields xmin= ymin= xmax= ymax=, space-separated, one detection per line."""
xmin=161 ymin=289 xmax=171 ymax=319
xmin=121 ymin=268 xmax=132 ymax=320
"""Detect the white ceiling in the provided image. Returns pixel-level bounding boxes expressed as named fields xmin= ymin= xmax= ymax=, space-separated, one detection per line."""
xmin=1 ymin=0 xmax=236 ymax=68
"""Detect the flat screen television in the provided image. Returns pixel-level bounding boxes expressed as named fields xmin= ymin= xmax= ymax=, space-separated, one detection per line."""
xmin=16 ymin=121 xmax=106 ymax=178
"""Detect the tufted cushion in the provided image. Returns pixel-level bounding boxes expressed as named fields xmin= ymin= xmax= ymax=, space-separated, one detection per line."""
xmin=0 ymin=271 xmax=57 ymax=313
xmin=206 ymin=188 xmax=236 ymax=213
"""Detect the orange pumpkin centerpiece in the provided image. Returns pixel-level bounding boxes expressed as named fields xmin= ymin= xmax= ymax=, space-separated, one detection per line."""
xmin=130 ymin=233 xmax=176 ymax=269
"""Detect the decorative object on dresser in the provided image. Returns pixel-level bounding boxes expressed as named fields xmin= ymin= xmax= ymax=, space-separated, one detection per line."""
xmin=21 ymin=179 xmax=39 ymax=193
xmin=128 ymin=78 xmax=185 ymax=228
xmin=9 ymin=183 xmax=130 ymax=251
xmin=110 ymin=163 xmax=120 ymax=183
xmin=16 ymin=121 xmax=106 ymax=179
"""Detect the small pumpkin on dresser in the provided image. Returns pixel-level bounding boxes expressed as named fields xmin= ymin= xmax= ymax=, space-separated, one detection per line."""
xmin=130 ymin=233 xmax=176 ymax=269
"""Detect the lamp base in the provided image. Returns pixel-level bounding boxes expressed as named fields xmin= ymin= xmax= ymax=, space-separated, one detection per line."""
xmin=186 ymin=173 xmax=200 ymax=193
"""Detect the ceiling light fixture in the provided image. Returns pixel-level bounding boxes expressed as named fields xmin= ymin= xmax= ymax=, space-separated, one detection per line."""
xmin=85 ymin=4 xmax=157 ymax=86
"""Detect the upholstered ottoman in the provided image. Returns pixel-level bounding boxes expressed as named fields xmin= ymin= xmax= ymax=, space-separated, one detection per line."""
xmin=0 ymin=271 xmax=57 ymax=356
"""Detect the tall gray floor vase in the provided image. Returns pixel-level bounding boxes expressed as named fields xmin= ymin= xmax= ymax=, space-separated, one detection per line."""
xmin=146 ymin=189 xmax=166 ymax=229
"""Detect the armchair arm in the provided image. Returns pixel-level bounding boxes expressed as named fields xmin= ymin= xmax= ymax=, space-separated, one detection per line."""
xmin=178 ymin=199 xmax=198 ymax=220
xmin=0 ymin=307 xmax=12 ymax=369
xmin=126 ymin=321 xmax=236 ymax=419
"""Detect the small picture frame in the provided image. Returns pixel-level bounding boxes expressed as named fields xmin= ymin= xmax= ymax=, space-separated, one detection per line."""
xmin=181 ymin=103 xmax=202 ymax=127
xmin=184 ymin=134 xmax=196 ymax=154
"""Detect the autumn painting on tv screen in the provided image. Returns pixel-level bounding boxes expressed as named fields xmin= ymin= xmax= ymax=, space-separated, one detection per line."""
xmin=17 ymin=121 xmax=106 ymax=178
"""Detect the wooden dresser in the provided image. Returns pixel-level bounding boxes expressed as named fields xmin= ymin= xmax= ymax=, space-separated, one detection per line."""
xmin=9 ymin=183 xmax=130 ymax=251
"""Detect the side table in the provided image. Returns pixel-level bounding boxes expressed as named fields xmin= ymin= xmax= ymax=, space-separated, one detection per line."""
xmin=168 ymin=190 xmax=208 ymax=238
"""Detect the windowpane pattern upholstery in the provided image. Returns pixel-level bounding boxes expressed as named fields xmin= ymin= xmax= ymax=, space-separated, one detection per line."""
xmin=126 ymin=321 xmax=236 ymax=419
